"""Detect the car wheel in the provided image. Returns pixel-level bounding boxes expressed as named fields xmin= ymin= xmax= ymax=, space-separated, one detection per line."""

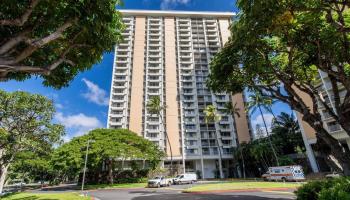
xmin=281 ymin=177 xmax=287 ymax=182
xmin=190 ymin=180 xmax=194 ymax=184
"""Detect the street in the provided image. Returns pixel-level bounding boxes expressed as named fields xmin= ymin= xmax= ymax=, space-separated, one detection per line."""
xmin=87 ymin=184 xmax=296 ymax=200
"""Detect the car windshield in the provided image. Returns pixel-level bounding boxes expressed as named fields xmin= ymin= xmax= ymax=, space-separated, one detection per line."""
xmin=153 ymin=177 xmax=161 ymax=179
xmin=175 ymin=175 xmax=181 ymax=178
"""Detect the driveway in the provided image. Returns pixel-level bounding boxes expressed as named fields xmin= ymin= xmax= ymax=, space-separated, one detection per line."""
xmin=88 ymin=185 xmax=296 ymax=200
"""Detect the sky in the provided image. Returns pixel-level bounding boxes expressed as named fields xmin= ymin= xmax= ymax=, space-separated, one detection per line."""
xmin=0 ymin=0 xmax=292 ymax=141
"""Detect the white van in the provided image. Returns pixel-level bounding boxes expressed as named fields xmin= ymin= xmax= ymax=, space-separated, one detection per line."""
xmin=173 ymin=173 xmax=197 ymax=184
xmin=262 ymin=165 xmax=305 ymax=182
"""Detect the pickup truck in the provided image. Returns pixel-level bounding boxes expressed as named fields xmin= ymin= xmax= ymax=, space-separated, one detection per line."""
xmin=147 ymin=176 xmax=173 ymax=188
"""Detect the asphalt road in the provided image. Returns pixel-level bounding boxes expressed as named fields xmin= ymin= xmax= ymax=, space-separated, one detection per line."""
xmin=29 ymin=183 xmax=296 ymax=200
xmin=88 ymin=185 xmax=296 ymax=200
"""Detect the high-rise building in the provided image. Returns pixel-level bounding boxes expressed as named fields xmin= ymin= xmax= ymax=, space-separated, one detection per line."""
xmin=107 ymin=10 xmax=251 ymax=178
xmin=296 ymin=70 xmax=350 ymax=173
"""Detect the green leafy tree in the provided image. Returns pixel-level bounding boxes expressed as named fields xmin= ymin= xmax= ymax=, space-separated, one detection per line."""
xmin=207 ymin=0 xmax=350 ymax=174
xmin=203 ymin=105 xmax=223 ymax=179
xmin=0 ymin=90 xmax=64 ymax=193
xmin=146 ymin=96 xmax=173 ymax=174
xmin=0 ymin=0 xmax=124 ymax=88
xmin=9 ymin=151 xmax=53 ymax=187
xmin=246 ymin=92 xmax=279 ymax=166
xmin=51 ymin=128 xmax=164 ymax=184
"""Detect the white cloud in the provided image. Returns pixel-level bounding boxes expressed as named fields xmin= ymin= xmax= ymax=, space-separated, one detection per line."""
xmin=82 ymin=78 xmax=109 ymax=106
xmin=251 ymin=113 xmax=274 ymax=139
xmin=54 ymin=112 xmax=103 ymax=139
xmin=160 ymin=0 xmax=191 ymax=9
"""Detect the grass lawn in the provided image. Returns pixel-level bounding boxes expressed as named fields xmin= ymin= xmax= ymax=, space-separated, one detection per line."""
xmin=1 ymin=192 xmax=90 ymax=200
xmin=185 ymin=181 xmax=304 ymax=192
xmin=84 ymin=182 xmax=147 ymax=190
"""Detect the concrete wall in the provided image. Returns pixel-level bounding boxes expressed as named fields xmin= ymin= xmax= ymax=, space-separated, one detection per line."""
xmin=164 ymin=17 xmax=181 ymax=157
xmin=129 ymin=16 xmax=146 ymax=136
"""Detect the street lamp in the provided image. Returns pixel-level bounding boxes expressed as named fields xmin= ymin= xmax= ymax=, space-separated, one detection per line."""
xmin=81 ymin=139 xmax=93 ymax=192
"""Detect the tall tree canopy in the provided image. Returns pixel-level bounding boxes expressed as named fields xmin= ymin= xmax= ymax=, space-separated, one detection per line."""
xmin=0 ymin=90 xmax=64 ymax=193
xmin=0 ymin=0 xmax=124 ymax=88
xmin=233 ymin=112 xmax=305 ymax=177
xmin=51 ymin=128 xmax=164 ymax=184
xmin=207 ymin=0 xmax=350 ymax=174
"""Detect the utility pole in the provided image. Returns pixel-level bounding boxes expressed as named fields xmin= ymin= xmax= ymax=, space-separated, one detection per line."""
xmin=81 ymin=139 xmax=91 ymax=192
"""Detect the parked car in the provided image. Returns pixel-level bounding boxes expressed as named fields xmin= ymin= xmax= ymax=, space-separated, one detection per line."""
xmin=8 ymin=180 xmax=26 ymax=187
xmin=262 ymin=165 xmax=305 ymax=182
xmin=173 ymin=173 xmax=197 ymax=184
xmin=13 ymin=182 xmax=26 ymax=187
xmin=147 ymin=176 xmax=173 ymax=188
xmin=325 ymin=172 xmax=343 ymax=179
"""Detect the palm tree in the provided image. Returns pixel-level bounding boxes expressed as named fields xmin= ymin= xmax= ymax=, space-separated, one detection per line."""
xmin=204 ymin=105 xmax=224 ymax=179
xmin=272 ymin=112 xmax=300 ymax=134
xmin=223 ymin=102 xmax=240 ymax=117
xmin=246 ymin=91 xmax=280 ymax=166
xmin=223 ymin=102 xmax=246 ymax=178
xmin=146 ymin=96 xmax=173 ymax=174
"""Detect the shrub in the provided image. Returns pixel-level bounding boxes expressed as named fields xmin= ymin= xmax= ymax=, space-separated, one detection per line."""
xmin=295 ymin=177 xmax=350 ymax=200
xmin=318 ymin=178 xmax=350 ymax=200
xmin=295 ymin=180 xmax=327 ymax=200
xmin=114 ymin=177 xmax=147 ymax=184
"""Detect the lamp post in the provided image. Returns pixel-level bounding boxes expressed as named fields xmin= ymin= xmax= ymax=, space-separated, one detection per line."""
xmin=81 ymin=139 xmax=91 ymax=192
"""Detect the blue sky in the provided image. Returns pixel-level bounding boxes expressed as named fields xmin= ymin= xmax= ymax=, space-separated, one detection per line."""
xmin=0 ymin=0 xmax=291 ymax=140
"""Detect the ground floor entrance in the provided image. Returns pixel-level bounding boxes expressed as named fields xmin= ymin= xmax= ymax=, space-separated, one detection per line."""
xmin=164 ymin=159 xmax=236 ymax=179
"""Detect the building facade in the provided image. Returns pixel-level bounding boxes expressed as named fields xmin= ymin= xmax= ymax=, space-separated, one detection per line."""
xmin=296 ymin=70 xmax=350 ymax=173
xmin=107 ymin=10 xmax=251 ymax=178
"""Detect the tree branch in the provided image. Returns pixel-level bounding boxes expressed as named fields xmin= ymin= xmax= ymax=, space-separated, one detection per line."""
xmin=0 ymin=0 xmax=40 ymax=26
xmin=0 ymin=19 xmax=77 ymax=65
xmin=0 ymin=29 xmax=31 ymax=55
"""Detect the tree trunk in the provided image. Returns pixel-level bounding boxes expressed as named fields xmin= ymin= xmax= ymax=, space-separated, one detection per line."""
xmin=315 ymin=125 xmax=350 ymax=175
xmin=258 ymin=105 xmax=279 ymax=166
xmin=215 ymin=131 xmax=224 ymax=179
xmin=0 ymin=164 xmax=9 ymax=194
xmin=240 ymin=150 xmax=246 ymax=179
xmin=108 ymin=159 xmax=113 ymax=185
xmin=159 ymin=116 xmax=173 ymax=175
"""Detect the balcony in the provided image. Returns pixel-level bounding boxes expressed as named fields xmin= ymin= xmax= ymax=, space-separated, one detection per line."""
xmin=328 ymin=123 xmax=342 ymax=133
xmin=147 ymin=129 xmax=160 ymax=134
xmin=109 ymin=121 xmax=123 ymax=127
xmin=111 ymin=97 xmax=125 ymax=103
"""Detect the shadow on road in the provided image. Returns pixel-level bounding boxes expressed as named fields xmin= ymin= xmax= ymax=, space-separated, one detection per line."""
xmin=38 ymin=184 xmax=79 ymax=192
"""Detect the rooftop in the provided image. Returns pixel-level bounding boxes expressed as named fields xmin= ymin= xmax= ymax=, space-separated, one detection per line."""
xmin=118 ymin=9 xmax=235 ymax=17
